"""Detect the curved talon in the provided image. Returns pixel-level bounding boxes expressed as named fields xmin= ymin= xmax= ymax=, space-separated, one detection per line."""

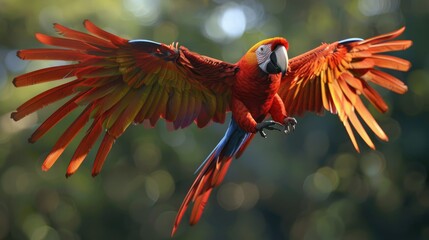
xmin=256 ymin=120 xmax=284 ymax=138
xmin=283 ymin=117 xmax=297 ymax=134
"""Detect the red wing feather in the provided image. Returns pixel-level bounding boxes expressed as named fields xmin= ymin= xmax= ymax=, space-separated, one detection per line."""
xmin=13 ymin=20 xmax=237 ymax=176
xmin=279 ymin=27 xmax=412 ymax=151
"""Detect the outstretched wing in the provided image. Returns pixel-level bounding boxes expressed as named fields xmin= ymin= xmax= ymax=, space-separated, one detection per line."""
xmin=12 ymin=20 xmax=238 ymax=176
xmin=278 ymin=27 xmax=412 ymax=151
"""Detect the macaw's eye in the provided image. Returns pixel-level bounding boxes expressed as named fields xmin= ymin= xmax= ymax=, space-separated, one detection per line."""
xmin=257 ymin=45 xmax=269 ymax=55
xmin=256 ymin=44 xmax=271 ymax=64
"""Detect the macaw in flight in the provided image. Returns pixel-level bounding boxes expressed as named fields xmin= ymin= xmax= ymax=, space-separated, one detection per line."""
xmin=12 ymin=20 xmax=412 ymax=235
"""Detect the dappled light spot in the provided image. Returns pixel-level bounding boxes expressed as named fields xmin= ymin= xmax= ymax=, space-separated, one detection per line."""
xmin=153 ymin=21 xmax=179 ymax=44
xmin=104 ymin=170 xmax=145 ymax=203
xmin=376 ymin=182 xmax=403 ymax=213
xmin=38 ymin=6 xmax=64 ymax=32
xmin=160 ymin=126 xmax=186 ymax=147
xmin=409 ymin=70 xmax=429 ymax=98
xmin=358 ymin=0 xmax=400 ymax=16
xmin=333 ymin=153 xmax=358 ymax=179
xmin=291 ymin=210 xmax=344 ymax=240
xmin=123 ymin=0 xmax=161 ymax=25
xmin=22 ymin=214 xmax=48 ymax=240
xmin=403 ymin=166 xmax=426 ymax=193
xmin=303 ymin=173 xmax=326 ymax=200
xmin=36 ymin=189 xmax=60 ymax=214
xmin=327 ymin=199 xmax=359 ymax=226
xmin=256 ymin=181 xmax=277 ymax=200
xmin=360 ymin=151 xmax=386 ymax=177
xmin=220 ymin=5 xmax=246 ymax=39
xmin=0 ymin=64 xmax=7 ymax=90
xmin=348 ymin=175 xmax=370 ymax=201
xmin=303 ymin=167 xmax=339 ymax=200
xmin=314 ymin=167 xmax=339 ymax=194
xmin=133 ymin=141 xmax=161 ymax=171
xmin=0 ymin=112 xmax=38 ymax=136
xmin=50 ymin=201 xmax=80 ymax=231
xmin=240 ymin=182 xmax=260 ymax=210
xmin=204 ymin=3 xmax=246 ymax=42
xmin=217 ymin=182 xmax=245 ymax=210
xmin=142 ymin=170 xmax=175 ymax=204
xmin=313 ymin=212 xmax=344 ymax=240
xmin=203 ymin=2 xmax=264 ymax=43
xmin=1 ymin=166 xmax=33 ymax=195
xmin=5 ymin=50 xmax=27 ymax=73
xmin=149 ymin=170 xmax=175 ymax=200
xmin=31 ymin=225 xmax=60 ymax=240
xmin=144 ymin=176 xmax=160 ymax=203
xmin=381 ymin=119 xmax=402 ymax=142
xmin=401 ymin=69 xmax=429 ymax=116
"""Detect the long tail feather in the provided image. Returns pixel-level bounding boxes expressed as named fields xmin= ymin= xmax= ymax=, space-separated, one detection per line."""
xmin=171 ymin=119 xmax=253 ymax=236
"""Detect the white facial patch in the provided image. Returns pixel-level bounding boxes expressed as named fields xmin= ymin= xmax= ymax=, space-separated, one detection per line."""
xmin=256 ymin=44 xmax=271 ymax=65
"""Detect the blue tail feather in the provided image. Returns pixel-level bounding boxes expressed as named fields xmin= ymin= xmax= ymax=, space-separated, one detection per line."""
xmin=194 ymin=118 xmax=251 ymax=174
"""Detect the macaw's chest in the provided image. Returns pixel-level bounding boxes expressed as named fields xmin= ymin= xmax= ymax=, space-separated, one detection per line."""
xmin=233 ymin=72 xmax=282 ymax=121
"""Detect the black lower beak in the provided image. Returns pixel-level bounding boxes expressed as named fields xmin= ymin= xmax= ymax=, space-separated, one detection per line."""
xmin=266 ymin=52 xmax=281 ymax=74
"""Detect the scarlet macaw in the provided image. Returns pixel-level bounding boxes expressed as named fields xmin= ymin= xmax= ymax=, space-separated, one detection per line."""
xmin=12 ymin=20 xmax=412 ymax=235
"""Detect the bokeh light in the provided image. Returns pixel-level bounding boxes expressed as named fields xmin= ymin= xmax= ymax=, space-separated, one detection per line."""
xmin=358 ymin=0 xmax=400 ymax=16
xmin=123 ymin=0 xmax=161 ymax=25
xmin=203 ymin=2 xmax=264 ymax=43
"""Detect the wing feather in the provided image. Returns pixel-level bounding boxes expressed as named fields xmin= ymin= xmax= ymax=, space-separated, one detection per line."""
xmin=279 ymin=27 xmax=411 ymax=150
xmin=13 ymin=20 xmax=238 ymax=175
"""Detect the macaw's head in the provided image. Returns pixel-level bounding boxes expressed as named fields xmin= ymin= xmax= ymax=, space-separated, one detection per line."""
xmin=245 ymin=37 xmax=289 ymax=75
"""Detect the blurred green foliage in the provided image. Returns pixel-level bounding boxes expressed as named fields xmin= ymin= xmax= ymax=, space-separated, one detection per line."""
xmin=0 ymin=0 xmax=428 ymax=239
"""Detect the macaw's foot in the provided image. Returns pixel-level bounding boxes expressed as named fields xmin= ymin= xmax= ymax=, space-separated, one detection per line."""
xmin=256 ymin=120 xmax=284 ymax=138
xmin=283 ymin=117 xmax=297 ymax=134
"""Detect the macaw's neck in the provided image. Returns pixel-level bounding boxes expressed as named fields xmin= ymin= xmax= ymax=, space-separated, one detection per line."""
xmin=233 ymin=57 xmax=282 ymax=121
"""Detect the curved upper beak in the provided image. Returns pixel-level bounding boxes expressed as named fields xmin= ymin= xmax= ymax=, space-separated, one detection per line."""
xmin=259 ymin=45 xmax=289 ymax=75
xmin=273 ymin=45 xmax=288 ymax=75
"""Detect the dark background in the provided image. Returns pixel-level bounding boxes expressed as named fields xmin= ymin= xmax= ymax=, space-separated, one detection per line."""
xmin=0 ymin=0 xmax=428 ymax=239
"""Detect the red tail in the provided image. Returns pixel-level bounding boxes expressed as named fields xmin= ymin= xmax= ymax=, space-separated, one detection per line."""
xmin=171 ymin=119 xmax=254 ymax=236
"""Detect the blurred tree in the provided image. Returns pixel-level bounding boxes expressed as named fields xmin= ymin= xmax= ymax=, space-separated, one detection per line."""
xmin=0 ymin=0 xmax=428 ymax=239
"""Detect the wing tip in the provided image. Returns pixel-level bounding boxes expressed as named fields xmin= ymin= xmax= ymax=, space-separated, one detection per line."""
xmin=83 ymin=19 xmax=92 ymax=29
xmin=355 ymin=146 xmax=361 ymax=153
xmin=34 ymin=33 xmax=45 ymax=42
xmin=28 ymin=137 xmax=36 ymax=144
xmin=10 ymin=111 xmax=18 ymax=121
xmin=16 ymin=50 xmax=24 ymax=60
xmin=91 ymin=170 xmax=100 ymax=177
xmin=171 ymin=226 xmax=178 ymax=237
xmin=12 ymin=77 xmax=22 ymax=87
xmin=41 ymin=164 xmax=50 ymax=172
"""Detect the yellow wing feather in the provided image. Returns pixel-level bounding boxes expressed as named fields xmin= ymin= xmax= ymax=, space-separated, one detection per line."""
xmin=279 ymin=27 xmax=412 ymax=151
